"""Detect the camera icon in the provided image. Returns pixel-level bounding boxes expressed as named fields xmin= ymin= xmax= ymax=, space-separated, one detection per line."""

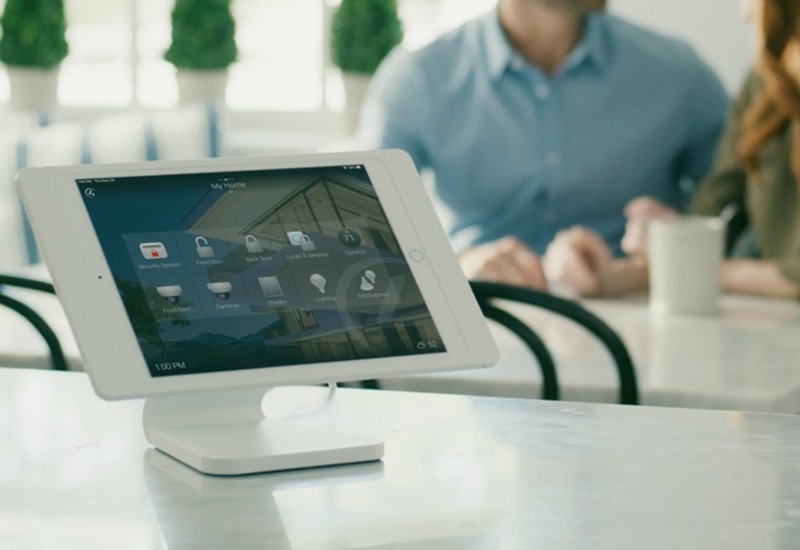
xmin=206 ymin=281 xmax=232 ymax=300
xmin=156 ymin=285 xmax=182 ymax=304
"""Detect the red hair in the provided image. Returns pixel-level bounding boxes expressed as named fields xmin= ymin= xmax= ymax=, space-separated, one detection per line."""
xmin=737 ymin=0 xmax=800 ymax=186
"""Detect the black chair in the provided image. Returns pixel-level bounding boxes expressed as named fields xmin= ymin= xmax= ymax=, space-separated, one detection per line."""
xmin=469 ymin=280 xmax=639 ymax=406
xmin=0 ymin=273 xmax=68 ymax=371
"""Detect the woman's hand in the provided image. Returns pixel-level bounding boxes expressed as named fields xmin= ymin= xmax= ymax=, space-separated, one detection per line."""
xmin=621 ymin=196 xmax=680 ymax=257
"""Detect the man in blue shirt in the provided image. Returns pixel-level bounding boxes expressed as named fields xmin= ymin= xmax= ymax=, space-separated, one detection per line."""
xmin=357 ymin=0 xmax=728 ymax=288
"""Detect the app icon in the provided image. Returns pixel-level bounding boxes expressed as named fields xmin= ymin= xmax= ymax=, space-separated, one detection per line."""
xmin=140 ymin=242 xmax=168 ymax=260
xmin=287 ymin=231 xmax=316 ymax=252
xmin=245 ymin=235 xmax=263 ymax=254
xmin=156 ymin=285 xmax=182 ymax=304
xmin=360 ymin=270 xmax=377 ymax=292
xmin=207 ymin=281 xmax=232 ymax=300
xmin=195 ymin=236 xmax=215 ymax=258
xmin=258 ymin=276 xmax=284 ymax=298
xmin=338 ymin=228 xmax=361 ymax=247
xmin=309 ymin=273 xmax=327 ymax=294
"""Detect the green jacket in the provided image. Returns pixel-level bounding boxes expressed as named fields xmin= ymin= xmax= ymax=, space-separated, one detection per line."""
xmin=691 ymin=70 xmax=800 ymax=283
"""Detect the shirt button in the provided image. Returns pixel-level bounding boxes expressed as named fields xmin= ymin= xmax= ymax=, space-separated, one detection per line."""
xmin=546 ymin=152 xmax=561 ymax=167
xmin=534 ymin=84 xmax=550 ymax=99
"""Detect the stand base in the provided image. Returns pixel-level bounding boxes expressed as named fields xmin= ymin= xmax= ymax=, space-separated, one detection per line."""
xmin=143 ymin=388 xmax=383 ymax=476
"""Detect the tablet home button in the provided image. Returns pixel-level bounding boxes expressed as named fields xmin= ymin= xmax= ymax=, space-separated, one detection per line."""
xmin=408 ymin=249 xmax=425 ymax=262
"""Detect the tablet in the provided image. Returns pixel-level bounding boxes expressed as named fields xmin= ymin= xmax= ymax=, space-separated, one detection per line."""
xmin=17 ymin=150 xmax=498 ymax=400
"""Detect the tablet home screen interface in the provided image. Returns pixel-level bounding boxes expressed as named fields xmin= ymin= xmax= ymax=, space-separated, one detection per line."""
xmin=77 ymin=165 xmax=445 ymax=377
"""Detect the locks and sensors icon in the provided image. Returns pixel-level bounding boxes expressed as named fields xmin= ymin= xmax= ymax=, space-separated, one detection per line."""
xmin=244 ymin=234 xmax=263 ymax=254
xmin=195 ymin=236 xmax=215 ymax=258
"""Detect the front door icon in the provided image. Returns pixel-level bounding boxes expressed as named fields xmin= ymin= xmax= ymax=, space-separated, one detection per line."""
xmin=195 ymin=236 xmax=215 ymax=258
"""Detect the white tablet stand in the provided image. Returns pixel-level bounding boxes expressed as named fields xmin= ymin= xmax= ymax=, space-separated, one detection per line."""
xmin=143 ymin=387 xmax=383 ymax=475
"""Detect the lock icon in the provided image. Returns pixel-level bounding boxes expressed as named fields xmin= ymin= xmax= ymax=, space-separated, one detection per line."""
xmin=244 ymin=234 xmax=263 ymax=254
xmin=195 ymin=236 xmax=215 ymax=258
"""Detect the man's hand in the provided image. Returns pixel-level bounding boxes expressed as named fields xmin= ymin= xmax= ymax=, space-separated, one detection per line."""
xmin=621 ymin=196 xmax=680 ymax=257
xmin=542 ymin=226 xmax=612 ymax=296
xmin=459 ymin=236 xmax=547 ymax=290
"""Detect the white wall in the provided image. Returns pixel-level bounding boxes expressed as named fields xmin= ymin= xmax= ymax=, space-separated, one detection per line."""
xmin=435 ymin=0 xmax=753 ymax=94
xmin=611 ymin=0 xmax=753 ymax=94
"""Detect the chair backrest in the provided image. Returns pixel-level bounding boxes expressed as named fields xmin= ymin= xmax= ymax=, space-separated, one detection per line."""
xmin=0 ymin=274 xmax=65 ymax=371
xmin=469 ymin=280 xmax=640 ymax=405
xmin=475 ymin=297 xmax=560 ymax=400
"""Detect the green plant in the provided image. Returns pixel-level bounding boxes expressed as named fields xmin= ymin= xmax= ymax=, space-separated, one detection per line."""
xmin=164 ymin=0 xmax=237 ymax=70
xmin=331 ymin=0 xmax=403 ymax=75
xmin=0 ymin=0 xmax=68 ymax=69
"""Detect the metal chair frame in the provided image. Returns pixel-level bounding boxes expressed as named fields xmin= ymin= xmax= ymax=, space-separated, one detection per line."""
xmin=0 ymin=274 xmax=67 ymax=371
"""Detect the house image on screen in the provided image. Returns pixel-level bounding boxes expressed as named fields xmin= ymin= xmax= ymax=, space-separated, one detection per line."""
xmin=166 ymin=168 xmax=445 ymax=367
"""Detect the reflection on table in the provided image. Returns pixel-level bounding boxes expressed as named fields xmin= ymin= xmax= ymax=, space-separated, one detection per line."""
xmin=380 ymin=294 xmax=800 ymax=413
xmin=3 ymin=368 xmax=800 ymax=549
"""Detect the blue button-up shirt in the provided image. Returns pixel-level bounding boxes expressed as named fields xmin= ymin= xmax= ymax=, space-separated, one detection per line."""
xmin=358 ymin=10 xmax=729 ymax=255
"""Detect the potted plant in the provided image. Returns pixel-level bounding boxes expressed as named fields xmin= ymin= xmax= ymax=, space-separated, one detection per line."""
xmin=164 ymin=0 xmax=237 ymax=104
xmin=331 ymin=0 xmax=403 ymax=133
xmin=0 ymin=0 xmax=69 ymax=111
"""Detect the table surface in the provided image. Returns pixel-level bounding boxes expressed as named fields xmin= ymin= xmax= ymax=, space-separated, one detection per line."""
xmin=380 ymin=293 xmax=800 ymax=413
xmin=3 ymin=266 xmax=800 ymax=412
xmin=3 ymin=368 xmax=800 ymax=549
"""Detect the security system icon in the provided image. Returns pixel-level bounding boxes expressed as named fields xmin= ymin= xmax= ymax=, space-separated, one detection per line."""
xmin=245 ymin=235 xmax=263 ymax=254
xmin=287 ymin=231 xmax=316 ymax=252
xmin=195 ymin=236 xmax=215 ymax=258
xmin=139 ymin=242 xmax=168 ymax=260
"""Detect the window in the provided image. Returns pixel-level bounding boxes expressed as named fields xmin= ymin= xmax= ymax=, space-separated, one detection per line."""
xmin=0 ymin=0 xmax=494 ymax=138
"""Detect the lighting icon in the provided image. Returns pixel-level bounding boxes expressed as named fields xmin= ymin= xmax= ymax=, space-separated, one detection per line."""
xmin=309 ymin=273 xmax=327 ymax=294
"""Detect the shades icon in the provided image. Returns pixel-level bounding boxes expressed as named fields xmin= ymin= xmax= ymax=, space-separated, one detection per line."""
xmin=258 ymin=276 xmax=284 ymax=298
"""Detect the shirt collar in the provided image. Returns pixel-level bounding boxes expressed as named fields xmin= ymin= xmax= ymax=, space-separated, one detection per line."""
xmin=483 ymin=10 xmax=612 ymax=80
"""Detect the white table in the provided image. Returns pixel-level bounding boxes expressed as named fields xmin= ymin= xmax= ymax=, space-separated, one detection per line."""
xmin=4 ymin=265 xmax=800 ymax=412
xmin=2 ymin=368 xmax=800 ymax=549
xmin=380 ymin=294 xmax=800 ymax=413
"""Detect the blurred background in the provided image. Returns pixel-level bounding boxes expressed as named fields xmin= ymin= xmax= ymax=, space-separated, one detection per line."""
xmin=0 ymin=0 xmax=752 ymax=267
xmin=0 ymin=0 xmax=751 ymax=144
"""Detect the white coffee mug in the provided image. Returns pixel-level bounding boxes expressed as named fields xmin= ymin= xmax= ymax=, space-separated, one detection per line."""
xmin=648 ymin=216 xmax=724 ymax=316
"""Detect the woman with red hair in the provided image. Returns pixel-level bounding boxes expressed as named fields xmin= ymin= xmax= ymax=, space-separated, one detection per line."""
xmin=544 ymin=0 xmax=800 ymax=298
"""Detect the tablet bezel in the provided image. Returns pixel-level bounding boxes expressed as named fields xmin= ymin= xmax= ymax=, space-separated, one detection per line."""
xmin=17 ymin=150 xmax=497 ymax=399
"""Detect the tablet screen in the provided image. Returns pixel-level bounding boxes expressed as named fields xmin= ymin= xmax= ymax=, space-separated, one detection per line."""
xmin=76 ymin=164 xmax=445 ymax=377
